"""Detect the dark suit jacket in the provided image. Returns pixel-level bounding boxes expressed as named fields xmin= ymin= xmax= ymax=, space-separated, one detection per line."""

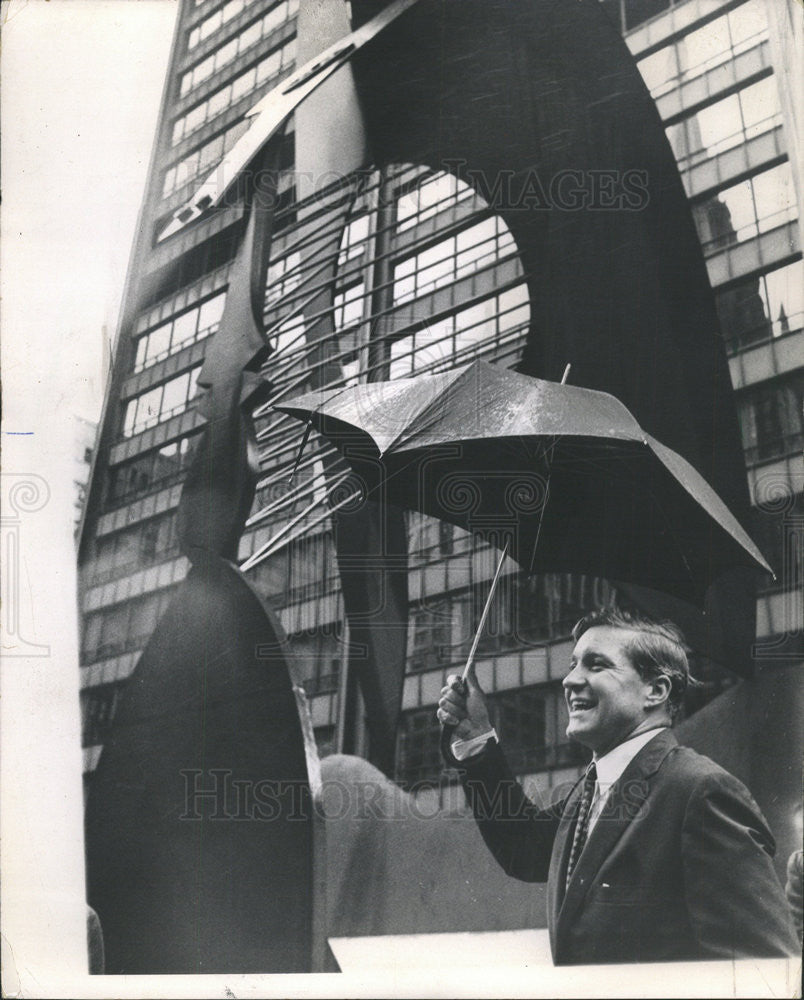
xmin=450 ymin=729 xmax=797 ymax=964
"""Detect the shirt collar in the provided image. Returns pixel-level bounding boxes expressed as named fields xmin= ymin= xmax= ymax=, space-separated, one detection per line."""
xmin=593 ymin=728 xmax=668 ymax=787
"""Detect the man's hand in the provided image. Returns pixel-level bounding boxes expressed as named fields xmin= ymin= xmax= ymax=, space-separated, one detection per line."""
xmin=437 ymin=662 xmax=492 ymax=741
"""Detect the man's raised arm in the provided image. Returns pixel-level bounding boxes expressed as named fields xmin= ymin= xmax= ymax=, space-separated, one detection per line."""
xmin=438 ymin=669 xmax=565 ymax=883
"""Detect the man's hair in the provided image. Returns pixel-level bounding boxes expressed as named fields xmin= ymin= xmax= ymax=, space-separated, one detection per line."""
xmin=572 ymin=608 xmax=697 ymax=720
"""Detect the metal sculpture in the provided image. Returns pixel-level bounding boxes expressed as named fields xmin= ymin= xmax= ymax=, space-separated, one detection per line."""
xmin=85 ymin=145 xmax=323 ymax=973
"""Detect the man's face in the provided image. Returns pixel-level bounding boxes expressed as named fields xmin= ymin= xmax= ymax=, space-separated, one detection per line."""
xmin=563 ymin=626 xmax=656 ymax=756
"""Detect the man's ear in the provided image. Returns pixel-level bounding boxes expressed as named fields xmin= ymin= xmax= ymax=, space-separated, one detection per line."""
xmin=644 ymin=674 xmax=672 ymax=711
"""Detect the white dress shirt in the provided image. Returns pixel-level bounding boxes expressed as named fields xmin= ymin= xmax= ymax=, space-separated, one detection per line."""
xmin=586 ymin=727 xmax=667 ymax=834
xmin=452 ymin=725 xmax=668 ymax=836
xmin=451 ymin=728 xmax=500 ymax=760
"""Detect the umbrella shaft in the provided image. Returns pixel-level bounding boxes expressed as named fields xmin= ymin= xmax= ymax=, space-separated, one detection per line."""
xmin=462 ymin=541 xmax=509 ymax=683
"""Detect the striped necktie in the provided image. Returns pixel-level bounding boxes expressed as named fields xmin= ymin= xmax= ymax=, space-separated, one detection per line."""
xmin=566 ymin=762 xmax=597 ymax=889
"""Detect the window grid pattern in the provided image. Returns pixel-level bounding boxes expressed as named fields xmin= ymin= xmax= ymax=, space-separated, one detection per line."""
xmin=106 ymin=434 xmax=202 ymax=509
xmin=405 ymin=573 xmax=616 ymax=676
xmin=134 ymin=291 xmax=226 ymax=372
xmin=338 ymin=214 xmax=371 ymax=266
xmin=395 ymin=687 xmax=564 ymax=787
xmin=393 ymin=216 xmax=517 ymax=304
xmin=181 ymin=0 xmax=298 ymax=96
xmin=188 ymin=0 xmax=261 ymax=50
xmin=87 ymin=512 xmax=180 ymax=587
xmin=395 ymin=170 xmax=476 ymax=232
xmin=666 ymin=75 xmax=782 ymax=166
xmin=389 ymin=285 xmax=529 ymax=380
xmin=82 ymin=682 xmax=126 ymax=747
xmin=493 ymin=687 xmax=547 ymax=773
xmin=692 ymin=161 xmax=797 ymax=257
xmin=395 ymin=708 xmax=444 ymax=787
xmin=334 ymin=281 xmax=366 ymax=332
xmin=738 ymin=369 xmax=804 ymax=466
xmin=636 ymin=2 xmax=769 ymax=97
xmin=265 ymin=250 xmax=302 ymax=307
xmin=286 ymin=621 xmax=343 ymax=696
xmin=163 ymin=118 xmax=251 ymax=197
xmin=717 ymin=259 xmax=803 ymax=353
xmin=122 ymin=366 xmax=203 ymax=438
xmin=81 ymin=587 xmax=177 ymax=668
xmin=172 ymin=38 xmax=296 ymax=146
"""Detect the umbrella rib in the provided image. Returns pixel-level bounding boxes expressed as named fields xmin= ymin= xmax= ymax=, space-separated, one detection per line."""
xmin=377 ymin=370 xmax=469 ymax=457
xmin=528 ymin=364 xmax=572 ymax=574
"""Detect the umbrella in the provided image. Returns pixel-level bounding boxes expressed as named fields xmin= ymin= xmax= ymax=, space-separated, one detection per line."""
xmin=273 ymin=360 xmax=771 ymax=606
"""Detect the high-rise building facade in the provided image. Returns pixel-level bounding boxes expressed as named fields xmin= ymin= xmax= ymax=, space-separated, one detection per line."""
xmin=78 ymin=0 xmax=802 ymax=806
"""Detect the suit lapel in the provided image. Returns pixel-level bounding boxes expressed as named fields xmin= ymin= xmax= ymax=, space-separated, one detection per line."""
xmin=547 ymin=774 xmax=585 ymax=952
xmin=555 ymin=730 xmax=678 ymax=950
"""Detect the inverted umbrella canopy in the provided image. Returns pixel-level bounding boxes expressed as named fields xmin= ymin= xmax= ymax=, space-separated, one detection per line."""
xmin=275 ymin=360 xmax=771 ymax=606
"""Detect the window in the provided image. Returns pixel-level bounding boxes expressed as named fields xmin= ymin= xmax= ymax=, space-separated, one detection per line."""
xmin=107 ymin=434 xmax=202 ymax=507
xmin=472 ymin=574 xmax=516 ymax=658
xmin=121 ymin=366 xmax=202 ymax=438
xmin=268 ymin=314 xmax=306 ymax=366
xmin=406 ymin=581 xmax=537 ymax=674
xmin=288 ymin=622 xmax=342 ymax=694
xmin=738 ymin=371 xmax=804 ymax=465
xmin=81 ymin=612 xmax=103 ymax=660
xmin=438 ymin=520 xmax=454 ymax=556
xmin=395 ymin=170 xmax=475 ymax=232
xmin=389 ymin=284 xmax=530 ymax=379
xmin=751 ymin=492 xmax=804 ymax=593
xmin=409 ymin=599 xmax=456 ymax=673
xmin=89 ymin=513 xmax=179 ymax=584
xmin=666 ymin=77 xmax=781 ymax=164
xmin=738 ymin=75 xmax=782 ymax=143
xmin=197 ymin=293 xmax=227 ymax=336
xmin=172 ymin=38 xmax=296 ymax=146
xmin=188 ymin=0 xmax=253 ymax=50
xmin=337 ymin=214 xmax=370 ymax=266
xmin=82 ymin=589 xmax=177 ymax=667
xmin=490 ymin=687 xmax=546 ymax=772
xmin=135 ymin=322 xmax=169 ymax=372
xmin=123 ymin=385 xmax=160 ymax=436
xmin=265 ymin=250 xmax=302 ymax=307
xmin=637 ymin=2 xmax=768 ymax=97
xmin=82 ymin=682 xmax=125 ymax=747
xmin=188 ymin=0 xmax=299 ymax=56
xmin=334 ymin=281 xmax=365 ymax=332
xmin=134 ymin=293 xmax=226 ymax=372
xmin=163 ymin=118 xmax=250 ymax=197
xmin=716 ymin=260 xmax=803 ymax=351
xmin=396 ymin=707 xmax=444 ymax=787
xmin=515 ymin=573 xmax=614 ymax=645
xmin=338 ymin=328 xmax=360 ymax=384
xmin=637 ymin=45 xmax=678 ymax=95
xmin=692 ymin=162 xmax=796 ymax=256
xmin=393 ymin=217 xmax=516 ymax=304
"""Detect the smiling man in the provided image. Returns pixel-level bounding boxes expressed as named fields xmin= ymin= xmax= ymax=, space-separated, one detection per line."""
xmin=438 ymin=608 xmax=798 ymax=965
